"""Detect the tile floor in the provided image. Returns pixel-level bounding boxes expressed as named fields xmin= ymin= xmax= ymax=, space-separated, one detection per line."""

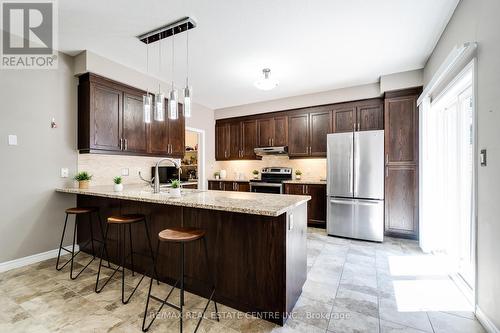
xmin=0 ymin=228 xmax=486 ymax=332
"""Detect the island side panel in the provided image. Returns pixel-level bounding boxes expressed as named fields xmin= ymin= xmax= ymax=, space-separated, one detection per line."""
xmin=77 ymin=195 xmax=290 ymax=324
xmin=285 ymin=202 xmax=308 ymax=316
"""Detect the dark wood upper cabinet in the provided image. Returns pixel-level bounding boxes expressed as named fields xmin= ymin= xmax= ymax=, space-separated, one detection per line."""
xmin=228 ymin=121 xmax=242 ymax=159
xmin=122 ymin=92 xmax=148 ymax=154
xmin=385 ymin=95 xmax=418 ymax=164
xmin=86 ymin=83 xmax=122 ymax=151
xmin=273 ymin=116 xmax=288 ymax=146
xmin=384 ymin=88 xmax=421 ymax=240
xmin=288 ymin=114 xmax=310 ymax=157
xmin=357 ymin=99 xmax=384 ymax=131
xmin=215 ymin=122 xmax=229 ymax=160
xmin=309 ymin=111 xmax=332 ymax=156
xmin=78 ymin=73 xmax=185 ymax=157
xmin=241 ymin=120 xmax=258 ymax=159
xmin=257 ymin=118 xmax=274 ymax=147
xmin=332 ymin=104 xmax=355 ymax=133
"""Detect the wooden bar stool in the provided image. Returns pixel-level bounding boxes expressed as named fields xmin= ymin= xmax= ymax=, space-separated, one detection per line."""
xmin=56 ymin=207 xmax=109 ymax=280
xmin=95 ymin=214 xmax=159 ymax=304
xmin=142 ymin=227 xmax=219 ymax=333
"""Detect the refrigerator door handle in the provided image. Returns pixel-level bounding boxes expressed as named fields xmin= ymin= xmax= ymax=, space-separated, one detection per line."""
xmin=330 ymin=199 xmax=356 ymax=205
xmin=357 ymin=199 xmax=381 ymax=206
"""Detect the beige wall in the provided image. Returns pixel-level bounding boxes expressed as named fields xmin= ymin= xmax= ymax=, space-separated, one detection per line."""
xmin=74 ymin=51 xmax=216 ymax=186
xmin=423 ymin=0 xmax=500 ymax=328
xmin=0 ymin=53 xmax=78 ymax=263
xmin=214 ymin=82 xmax=382 ymax=119
xmin=380 ymin=69 xmax=423 ymax=93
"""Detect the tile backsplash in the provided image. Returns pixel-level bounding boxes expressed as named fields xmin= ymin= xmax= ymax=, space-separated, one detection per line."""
xmin=214 ymin=156 xmax=327 ymax=181
xmin=77 ymin=154 xmax=179 ymax=186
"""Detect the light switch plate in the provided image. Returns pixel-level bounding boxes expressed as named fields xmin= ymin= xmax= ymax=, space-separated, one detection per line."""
xmin=60 ymin=168 xmax=69 ymax=178
xmin=8 ymin=134 xmax=17 ymax=146
xmin=121 ymin=168 xmax=129 ymax=176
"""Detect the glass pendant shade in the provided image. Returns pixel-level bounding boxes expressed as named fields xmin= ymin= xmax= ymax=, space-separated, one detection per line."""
xmin=154 ymin=92 xmax=165 ymax=121
xmin=254 ymin=68 xmax=279 ymax=91
xmin=183 ymin=86 xmax=191 ymax=118
xmin=143 ymin=94 xmax=152 ymax=123
xmin=168 ymin=89 xmax=178 ymax=120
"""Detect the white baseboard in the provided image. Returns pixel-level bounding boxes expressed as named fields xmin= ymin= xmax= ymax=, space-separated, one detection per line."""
xmin=0 ymin=245 xmax=80 ymax=273
xmin=476 ymin=306 xmax=500 ymax=333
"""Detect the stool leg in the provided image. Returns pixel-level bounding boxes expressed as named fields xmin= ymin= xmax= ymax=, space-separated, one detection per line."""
xmin=95 ymin=223 xmax=120 ymax=293
xmin=180 ymin=243 xmax=185 ymax=333
xmin=129 ymin=223 xmax=135 ymax=276
xmin=56 ymin=213 xmax=69 ymax=270
xmin=96 ymin=212 xmax=111 ymax=268
xmin=142 ymin=241 xmax=160 ymax=332
xmin=203 ymin=237 xmax=219 ymax=321
xmin=121 ymin=224 xmax=127 ymax=304
xmin=89 ymin=213 xmax=96 ymax=258
xmin=143 ymin=218 xmax=160 ymax=284
xmin=69 ymin=214 xmax=78 ymax=279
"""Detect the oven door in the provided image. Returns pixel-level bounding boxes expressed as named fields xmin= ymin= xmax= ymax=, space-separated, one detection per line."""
xmin=249 ymin=182 xmax=283 ymax=194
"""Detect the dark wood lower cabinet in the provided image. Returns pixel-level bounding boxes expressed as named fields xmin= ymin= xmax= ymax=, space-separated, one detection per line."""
xmin=208 ymin=180 xmax=249 ymax=192
xmin=384 ymin=166 xmax=418 ymax=239
xmin=284 ymin=183 xmax=326 ymax=228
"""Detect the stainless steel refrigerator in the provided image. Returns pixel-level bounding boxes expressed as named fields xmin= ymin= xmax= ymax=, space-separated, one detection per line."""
xmin=326 ymin=130 xmax=384 ymax=242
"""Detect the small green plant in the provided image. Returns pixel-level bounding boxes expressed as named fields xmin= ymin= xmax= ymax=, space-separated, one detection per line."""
xmin=170 ymin=179 xmax=181 ymax=189
xmin=74 ymin=171 xmax=92 ymax=181
xmin=295 ymin=169 xmax=302 ymax=176
xmin=214 ymin=171 xmax=220 ymax=178
xmin=113 ymin=176 xmax=122 ymax=185
xmin=252 ymin=169 xmax=259 ymax=175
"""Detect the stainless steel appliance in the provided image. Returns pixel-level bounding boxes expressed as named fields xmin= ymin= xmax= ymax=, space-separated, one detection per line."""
xmin=249 ymin=167 xmax=292 ymax=194
xmin=254 ymin=146 xmax=288 ymax=156
xmin=327 ymin=131 xmax=384 ymax=242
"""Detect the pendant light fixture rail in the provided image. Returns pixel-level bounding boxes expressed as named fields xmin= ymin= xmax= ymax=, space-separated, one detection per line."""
xmin=137 ymin=17 xmax=196 ymax=45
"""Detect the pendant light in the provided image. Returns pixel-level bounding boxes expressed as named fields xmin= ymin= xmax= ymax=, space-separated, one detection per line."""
xmin=254 ymin=68 xmax=279 ymax=90
xmin=183 ymin=23 xmax=192 ymax=118
xmin=154 ymin=35 xmax=165 ymax=121
xmin=168 ymin=26 xmax=178 ymax=120
xmin=143 ymin=40 xmax=152 ymax=123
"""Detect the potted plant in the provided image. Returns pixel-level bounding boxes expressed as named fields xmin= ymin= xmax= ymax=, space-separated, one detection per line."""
xmin=252 ymin=169 xmax=259 ymax=179
xmin=295 ymin=169 xmax=302 ymax=180
xmin=170 ymin=179 xmax=182 ymax=197
xmin=214 ymin=171 xmax=220 ymax=180
xmin=113 ymin=176 xmax=123 ymax=192
xmin=74 ymin=171 xmax=92 ymax=189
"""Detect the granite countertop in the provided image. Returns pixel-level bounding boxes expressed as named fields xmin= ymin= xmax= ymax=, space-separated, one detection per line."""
xmin=56 ymin=184 xmax=310 ymax=217
xmin=283 ymin=179 xmax=327 ymax=185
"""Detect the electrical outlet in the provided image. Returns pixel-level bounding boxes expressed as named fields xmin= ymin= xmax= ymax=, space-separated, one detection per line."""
xmin=60 ymin=168 xmax=69 ymax=178
xmin=8 ymin=134 xmax=17 ymax=146
xmin=121 ymin=168 xmax=129 ymax=176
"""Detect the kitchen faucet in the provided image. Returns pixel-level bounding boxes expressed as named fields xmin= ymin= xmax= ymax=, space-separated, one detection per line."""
xmin=153 ymin=158 xmax=181 ymax=194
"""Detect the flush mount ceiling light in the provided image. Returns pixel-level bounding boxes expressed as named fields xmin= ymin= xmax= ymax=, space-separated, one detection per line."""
xmin=138 ymin=17 xmax=197 ymax=122
xmin=254 ymin=68 xmax=279 ymax=91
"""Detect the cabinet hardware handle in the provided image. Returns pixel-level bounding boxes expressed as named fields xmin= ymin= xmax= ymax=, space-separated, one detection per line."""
xmin=120 ymin=138 xmax=123 ymax=150
xmin=271 ymin=138 xmax=274 ymax=146
xmin=386 ymin=167 xmax=389 ymax=178
xmin=385 ymin=153 xmax=389 ymax=164
xmin=124 ymin=139 xmax=128 ymax=150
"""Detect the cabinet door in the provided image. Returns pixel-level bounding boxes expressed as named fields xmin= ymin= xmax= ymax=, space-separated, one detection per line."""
xmin=357 ymin=100 xmax=383 ymax=131
xmin=228 ymin=121 xmax=241 ymax=160
xmin=208 ymin=180 xmax=224 ymax=191
xmin=90 ymin=84 xmax=122 ymax=151
xmin=284 ymin=184 xmax=304 ymax=195
xmin=288 ymin=114 xmax=309 ymax=157
xmin=332 ymin=104 xmax=355 ymax=133
xmin=306 ymin=184 xmax=327 ymax=227
xmin=385 ymin=96 xmax=418 ymax=164
xmin=257 ymin=118 xmax=274 ymax=147
xmin=235 ymin=182 xmax=250 ymax=192
xmin=273 ymin=116 xmax=288 ymax=146
xmin=168 ymin=103 xmax=185 ymax=157
xmin=241 ymin=120 xmax=257 ymax=159
xmin=215 ymin=123 xmax=229 ymax=160
xmin=309 ymin=111 xmax=332 ymax=157
xmin=385 ymin=166 xmax=418 ymax=238
xmin=149 ymin=99 xmax=169 ymax=155
xmin=122 ymin=92 xmax=148 ymax=154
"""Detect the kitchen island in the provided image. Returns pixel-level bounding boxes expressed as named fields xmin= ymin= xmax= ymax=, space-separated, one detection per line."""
xmin=56 ymin=185 xmax=310 ymax=325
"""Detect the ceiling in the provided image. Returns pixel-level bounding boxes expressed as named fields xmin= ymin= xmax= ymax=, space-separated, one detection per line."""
xmin=59 ymin=0 xmax=459 ymax=110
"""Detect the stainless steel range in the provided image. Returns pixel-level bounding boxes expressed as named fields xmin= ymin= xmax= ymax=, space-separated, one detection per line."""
xmin=249 ymin=167 xmax=292 ymax=194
